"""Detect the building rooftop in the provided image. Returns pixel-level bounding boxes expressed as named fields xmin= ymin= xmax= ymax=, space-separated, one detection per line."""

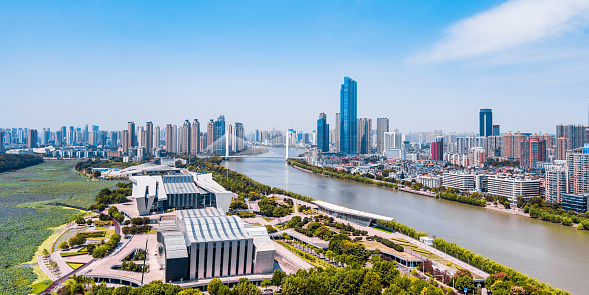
xmin=312 ymin=200 xmax=394 ymax=222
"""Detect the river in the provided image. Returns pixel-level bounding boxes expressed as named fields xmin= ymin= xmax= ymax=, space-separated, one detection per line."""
xmin=223 ymin=148 xmax=589 ymax=294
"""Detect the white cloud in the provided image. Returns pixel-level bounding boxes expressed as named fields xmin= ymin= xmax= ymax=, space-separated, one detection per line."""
xmin=413 ymin=0 xmax=589 ymax=62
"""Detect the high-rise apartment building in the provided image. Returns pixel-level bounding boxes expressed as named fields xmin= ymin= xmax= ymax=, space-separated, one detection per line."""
xmin=520 ymin=135 xmax=547 ymax=169
xmin=127 ymin=121 xmax=136 ymax=149
xmin=340 ymin=77 xmax=357 ymax=155
xmin=335 ymin=113 xmax=341 ymax=153
xmin=545 ymin=164 xmax=566 ymax=204
xmin=431 ymin=139 xmax=443 ymax=161
xmin=556 ymin=137 xmax=572 ymax=160
xmin=357 ymin=118 xmax=371 ymax=155
xmin=191 ymin=120 xmax=200 ymax=155
xmin=479 ymin=109 xmax=493 ymax=137
xmin=0 ymin=131 xmax=4 ymax=153
xmin=165 ymin=124 xmax=173 ymax=153
xmin=153 ymin=126 xmax=160 ymax=153
xmin=121 ymin=130 xmax=129 ymax=154
xmin=145 ymin=122 xmax=153 ymax=154
xmin=376 ymin=118 xmax=389 ymax=154
xmin=182 ymin=120 xmax=191 ymax=155
xmin=42 ymin=128 xmax=50 ymax=146
xmin=567 ymin=146 xmax=589 ymax=195
xmin=556 ymin=124 xmax=589 ymax=150
xmin=200 ymin=132 xmax=207 ymax=153
xmin=207 ymin=120 xmax=215 ymax=153
xmin=502 ymin=133 xmax=527 ymax=159
xmin=317 ymin=113 xmax=329 ymax=153
xmin=27 ymin=129 xmax=38 ymax=148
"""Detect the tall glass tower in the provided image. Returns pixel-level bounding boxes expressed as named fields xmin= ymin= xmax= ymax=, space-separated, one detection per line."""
xmin=479 ymin=109 xmax=492 ymax=137
xmin=340 ymin=77 xmax=357 ymax=155
xmin=317 ymin=113 xmax=329 ymax=152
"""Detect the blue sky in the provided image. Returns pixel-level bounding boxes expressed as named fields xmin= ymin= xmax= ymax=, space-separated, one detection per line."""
xmin=1 ymin=0 xmax=589 ymax=134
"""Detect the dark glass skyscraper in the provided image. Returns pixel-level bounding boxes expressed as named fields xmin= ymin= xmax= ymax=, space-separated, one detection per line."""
xmin=317 ymin=113 xmax=329 ymax=152
xmin=479 ymin=109 xmax=492 ymax=137
xmin=340 ymin=77 xmax=357 ymax=155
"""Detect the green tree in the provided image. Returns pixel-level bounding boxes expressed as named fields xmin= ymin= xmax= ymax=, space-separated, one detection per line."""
xmin=272 ymin=269 xmax=287 ymax=286
xmin=207 ymin=278 xmax=223 ymax=295
xmin=454 ymin=275 xmax=474 ymax=294
xmin=261 ymin=279 xmax=272 ymax=292
xmin=359 ymin=271 xmax=382 ymax=295
xmin=59 ymin=241 xmax=69 ymax=250
xmin=178 ymin=289 xmax=203 ymax=295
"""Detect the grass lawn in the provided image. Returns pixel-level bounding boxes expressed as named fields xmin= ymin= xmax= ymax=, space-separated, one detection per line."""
xmin=373 ymin=227 xmax=393 ymax=234
xmin=30 ymin=279 xmax=53 ymax=294
xmin=391 ymin=237 xmax=410 ymax=243
xmin=66 ymin=262 xmax=85 ymax=270
xmin=277 ymin=241 xmax=334 ymax=269
xmin=262 ymin=217 xmax=273 ymax=222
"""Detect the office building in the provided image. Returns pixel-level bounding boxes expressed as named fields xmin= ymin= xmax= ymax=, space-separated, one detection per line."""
xmin=191 ymin=120 xmax=201 ymax=155
xmin=357 ymin=118 xmax=371 ymax=155
xmin=0 ymin=131 xmax=4 ymax=153
xmin=561 ymin=193 xmax=588 ymax=214
xmin=206 ymin=120 xmax=214 ymax=153
xmin=479 ymin=109 xmax=493 ymax=137
xmin=340 ymin=77 xmax=357 ymax=155
xmin=165 ymin=125 xmax=174 ymax=154
xmin=487 ymin=176 xmax=541 ymax=202
xmin=566 ymin=146 xmax=589 ymax=195
xmin=214 ymin=116 xmax=226 ymax=154
xmin=442 ymin=173 xmax=476 ymax=191
xmin=431 ymin=139 xmax=443 ymax=161
xmin=317 ymin=113 xmax=329 ymax=153
xmin=376 ymin=118 xmax=389 ymax=154
xmin=492 ymin=125 xmax=500 ymax=136
xmin=157 ymin=208 xmax=275 ymax=282
xmin=130 ymin=173 xmax=233 ymax=215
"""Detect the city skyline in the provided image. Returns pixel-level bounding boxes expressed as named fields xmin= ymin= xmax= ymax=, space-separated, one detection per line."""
xmin=2 ymin=0 xmax=589 ymax=132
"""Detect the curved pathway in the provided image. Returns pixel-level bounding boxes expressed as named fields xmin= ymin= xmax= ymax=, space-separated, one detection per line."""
xmin=52 ymin=228 xmax=84 ymax=252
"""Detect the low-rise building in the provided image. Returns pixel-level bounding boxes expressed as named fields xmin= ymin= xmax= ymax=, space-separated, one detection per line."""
xmin=487 ymin=176 xmax=541 ymax=202
xmin=561 ymin=193 xmax=588 ymax=214
xmin=416 ymin=175 xmax=442 ymax=188
xmin=130 ymin=173 xmax=233 ymax=215
xmin=442 ymin=173 xmax=476 ymax=191
xmin=157 ymin=208 xmax=275 ymax=282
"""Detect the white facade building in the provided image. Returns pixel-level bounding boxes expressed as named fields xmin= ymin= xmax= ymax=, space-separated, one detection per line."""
xmin=487 ymin=176 xmax=541 ymax=202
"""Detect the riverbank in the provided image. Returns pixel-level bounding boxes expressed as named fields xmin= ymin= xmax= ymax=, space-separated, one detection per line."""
xmin=288 ymin=160 xmax=586 ymax=229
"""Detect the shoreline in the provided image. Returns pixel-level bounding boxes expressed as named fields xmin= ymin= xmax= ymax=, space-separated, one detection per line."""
xmin=287 ymin=162 xmax=582 ymax=227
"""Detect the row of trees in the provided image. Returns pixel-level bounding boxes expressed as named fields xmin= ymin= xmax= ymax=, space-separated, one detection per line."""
xmin=88 ymin=182 xmax=132 ymax=211
xmin=0 ymin=154 xmax=44 ymax=173
xmin=91 ymin=234 xmax=121 ymax=258
xmin=432 ymin=238 xmax=571 ymax=295
xmin=436 ymin=192 xmax=486 ymax=207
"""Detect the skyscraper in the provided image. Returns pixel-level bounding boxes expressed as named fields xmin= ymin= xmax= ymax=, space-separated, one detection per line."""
xmin=357 ymin=118 xmax=371 ymax=155
xmin=121 ymin=130 xmax=129 ymax=154
xmin=492 ymin=125 xmax=500 ymax=136
xmin=317 ymin=113 xmax=329 ymax=153
xmin=27 ymin=129 xmax=38 ymax=148
xmin=214 ymin=116 xmax=226 ymax=154
xmin=431 ymin=139 xmax=443 ymax=161
xmin=128 ymin=121 xmax=136 ymax=148
xmin=556 ymin=137 xmax=571 ymax=160
xmin=340 ymin=77 xmax=357 ymax=155
xmin=191 ymin=120 xmax=200 ymax=155
xmin=145 ymin=122 xmax=153 ymax=155
xmin=376 ymin=118 xmax=389 ymax=154
xmin=165 ymin=124 xmax=173 ymax=153
xmin=153 ymin=126 xmax=160 ymax=153
xmin=235 ymin=122 xmax=245 ymax=152
xmin=0 ymin=131 xmax=4 ymax=153
xmin=479 ymin=109 xmax=492 ymax=137
xmin=207 ymin=120 xmax=215 ymax=153
xmin=182 ymin=120 xmax=191 ymax=154
xmin=567 ymin=146 xmax=589 ymax=194
xmin=556 ymin=124 xmax=589 ymax=150
xmin=335 ymin=113 xmax=341 ymax=153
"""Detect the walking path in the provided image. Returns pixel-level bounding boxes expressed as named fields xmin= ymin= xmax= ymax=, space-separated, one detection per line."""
xmin=52 ymin=227 xmax=85 ymax=252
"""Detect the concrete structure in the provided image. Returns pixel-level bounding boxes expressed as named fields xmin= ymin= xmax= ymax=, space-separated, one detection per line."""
xmin=376 ymin=118 xmax=389 ymax=154
xmin=431 ymin=140 xmax=443 ymax=161
xmin=416 ymin=175 xmax=442 ymax=188
xmin=130 ymin=173 xmax=232 ymax=215
xmin=561 ymin=193 xmax=588 ymax=214
xmin=103 ymin=162 xmax=180 ymax=178
xmin=312 ymin=200 xmax=393 ymax=226
xmin=335 ymin=113 xmax=341 ymax=153
xmin=27 ymin=129 xmax=38 ymax=148
xmin=157 ymin=208 xmax=275 ymax=282
xmin=556 ymin=137 xmax=571 ymax=160
xmin=544 ymin=163 xmax=566 ymax=204
xmin=487 ymin=176 xmax=541 ymax=202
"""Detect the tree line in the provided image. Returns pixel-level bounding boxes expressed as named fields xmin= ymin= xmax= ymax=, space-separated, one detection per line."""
xmin=0 ymin=154 xmax=43 ymax=173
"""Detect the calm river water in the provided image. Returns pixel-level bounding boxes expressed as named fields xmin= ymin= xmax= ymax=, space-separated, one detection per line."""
xmin=223 ymin=148 xmax=589 ymax=294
